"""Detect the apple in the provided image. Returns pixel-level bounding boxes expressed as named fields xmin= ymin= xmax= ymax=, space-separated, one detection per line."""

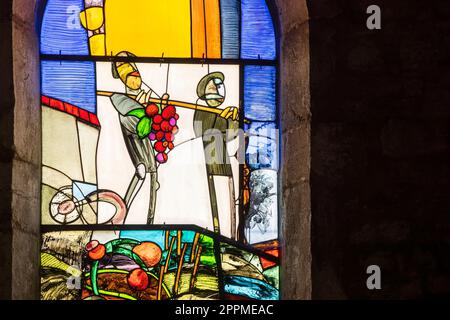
xmin=86 ymin=240 xmax=106 ymax=261
xmin=127 ymin=268 xmax=149 ymax=291
xmin=145 ymin=103 xmax=159 ymax=118
xmin=132 ymin=242 xmax=162 ymax=268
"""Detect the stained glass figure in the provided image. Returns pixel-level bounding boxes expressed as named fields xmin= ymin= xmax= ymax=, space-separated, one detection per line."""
xmin=40 ymin=0 xmax=280 ymax=300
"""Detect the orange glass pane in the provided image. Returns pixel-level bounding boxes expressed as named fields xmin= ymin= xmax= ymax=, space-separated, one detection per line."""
xmin=191 ymin=0 xmax=206 ymax=58
xmin=205 ymin=0 xmax=222 ymax=58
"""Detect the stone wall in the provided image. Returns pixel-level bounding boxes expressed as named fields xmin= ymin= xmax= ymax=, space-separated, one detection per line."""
xmin=12 ymin=0 xmax=41 ymax=299
xmin=0 ymin=0 xmax=14 ymax=300
xmin=308 ymin=0 xmax=450 ymax=298
xmin=0 ymin=0 xmax=40 ymax=299
xmin=275 ymin=0 xmax=312 ymax=299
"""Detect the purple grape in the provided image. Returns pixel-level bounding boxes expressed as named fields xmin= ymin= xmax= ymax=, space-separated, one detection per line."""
xmin=169 ymin=117 xmax=177 ymax=126
xmin=156 ymin=153 xmax=167 ymax=164
xmin=149 ymin=132 xmax=156 ymax=141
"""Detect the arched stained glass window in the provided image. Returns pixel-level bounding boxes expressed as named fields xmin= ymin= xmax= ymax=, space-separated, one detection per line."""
xmin=40 ymin=0 xmax=280 ymax=300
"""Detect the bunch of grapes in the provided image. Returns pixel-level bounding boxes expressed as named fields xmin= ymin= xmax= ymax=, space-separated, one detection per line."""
xmin=145 ymin=103 xmax=179 ymax=164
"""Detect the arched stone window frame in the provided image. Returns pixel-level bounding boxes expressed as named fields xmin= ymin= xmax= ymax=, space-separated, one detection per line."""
xmin=2 ymin=0 xmax=310 ymax=299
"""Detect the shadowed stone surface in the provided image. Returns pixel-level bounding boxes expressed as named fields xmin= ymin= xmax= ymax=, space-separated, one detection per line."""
xmin=0 ymin=0 xmax=40 ymax=299
xmin=0 ymin=0 xmax=14 ymax=300
xmin=275 ymin=0 xmax=311 ymax=299
xmin=308 ymin=0 xmax=450 ymax=299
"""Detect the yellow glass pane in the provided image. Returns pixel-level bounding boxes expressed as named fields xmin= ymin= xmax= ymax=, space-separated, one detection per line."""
xmin=80 ymin=7 xmax=105 ymax=31
xmin=89 ymin=34 xmax=106 ymax=56
xmin=104 ymin=0 xmax=191 ymax=58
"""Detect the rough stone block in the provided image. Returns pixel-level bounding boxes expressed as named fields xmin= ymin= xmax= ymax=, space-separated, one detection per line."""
xmin=11 ymin=229 xmax=40 ymax=300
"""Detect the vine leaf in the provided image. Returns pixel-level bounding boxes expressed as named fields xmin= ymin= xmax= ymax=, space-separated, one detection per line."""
xmin=127 ymin=108 xmax=146 ymax=119
xmin=136 ymin=117 xmax=152 ymax=139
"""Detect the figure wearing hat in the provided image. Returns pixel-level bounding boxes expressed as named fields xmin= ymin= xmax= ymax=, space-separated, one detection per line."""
xmin=100 ymin=58 xmax=239 ymax=234
xmin=109 ymin=51 xmax=170 ymax=224
xmin=194 ymin=72 xmax=240 ymax=239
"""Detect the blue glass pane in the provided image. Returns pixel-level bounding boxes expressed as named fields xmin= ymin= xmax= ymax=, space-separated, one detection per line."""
xmin=121 ymin=230 xmax=196 ymax=248
xmin=41 ymin=0 xmax=89 ymax=55
xmin=120 ymin=230 xmax=200 ymax=265
xmin=224 ymin=276 xmax=279 ymax=300
xmin=220 ymin=0 xmax=240 ymax=59
xmin=241 ymin=0 xmax=276 ymax=60
xmin=244 ymin=66 xmax=276 ymax=121
xmin=246 ymin=121 xmax=278 ymax=170
xmin=41 ymin=60 xmax=96 ymax=113
xmin=72 ymin=181 xmax=97 ymax=201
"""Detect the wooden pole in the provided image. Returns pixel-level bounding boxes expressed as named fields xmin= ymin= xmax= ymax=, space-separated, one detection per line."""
xmin=97 ymin=90 xmax=233 ymax=116
xmin=177 ymin=230 xmax=182 ymax=256
xmin=164 ymin=237 xmax=176 ymax=273
xmin=174 ymin=243 xmax=188 ymax=296
xmin=164 ymin=230 xmax=169 ymax=251
xmin=190 ymin=233 xmax=200 ymax=263
xmin=157 ymin=236 xmax=176 ymax=300
xmin=190 ymin=246 xmax=203 ymax=291
xmin=157 ymin=266 xmax=165 ymax=300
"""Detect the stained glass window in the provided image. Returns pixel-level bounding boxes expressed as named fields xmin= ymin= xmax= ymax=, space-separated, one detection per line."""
xmin=40 ymin=0 xmax=279 ymax=300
